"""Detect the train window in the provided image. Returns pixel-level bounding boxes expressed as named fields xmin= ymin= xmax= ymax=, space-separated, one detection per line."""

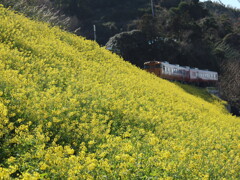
xmin=154 ymin=64 xmax=161 ymax=68
xmin=144 ymin=65 xmax=150 ymax=69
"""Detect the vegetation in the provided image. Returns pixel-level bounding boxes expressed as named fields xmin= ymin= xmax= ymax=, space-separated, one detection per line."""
xmin=1 ymin=5 xmax=240 ymax=179
xmin=108 ymin=0 xmax=239 ymax=70
xmin=48 ymin=0 xmax=151 ymax=44
xmin=219 ymin=60 xmax=240 ymax=115
xmin=104 ymin=0 xmax=240 ymax=113
xmin=0 ymin=0 xmax=77 ymax=30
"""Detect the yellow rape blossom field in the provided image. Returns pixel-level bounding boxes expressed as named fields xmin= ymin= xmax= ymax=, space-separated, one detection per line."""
xmin=0 ymin=4 xmax=240 ymax=179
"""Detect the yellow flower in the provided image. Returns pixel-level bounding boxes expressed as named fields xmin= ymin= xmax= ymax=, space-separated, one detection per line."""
xmin=40 ymin=162 xmax=48 ymax=170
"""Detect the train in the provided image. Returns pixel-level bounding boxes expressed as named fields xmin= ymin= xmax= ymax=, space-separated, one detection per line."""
xmin=144 ymin=61 xmax=218 ymax=86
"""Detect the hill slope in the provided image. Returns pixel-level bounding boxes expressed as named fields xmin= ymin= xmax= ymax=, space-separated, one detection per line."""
xmin=0 ymin=5 xmax=240 ymax=179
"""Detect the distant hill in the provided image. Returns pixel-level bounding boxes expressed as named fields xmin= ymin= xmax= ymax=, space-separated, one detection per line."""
xmin=1 ymin=5 xmax=240 ymax=179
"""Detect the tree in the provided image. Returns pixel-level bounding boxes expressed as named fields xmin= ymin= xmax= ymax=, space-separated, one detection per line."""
xmin=137 ymin=14 xmax=160 ymax=40
xmin=219 ymin=60 xmax=240 ymax=115
xmin=217 ymin=15 xmax=233 ymax=38
xmin=105 ymin=30 xmax=149 ymax=67
xmin=159 ymin=0 xmax=181 ymax=9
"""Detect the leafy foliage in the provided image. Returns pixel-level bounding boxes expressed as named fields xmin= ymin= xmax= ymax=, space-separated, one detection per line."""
xmin=106 ymin=0 xmax=239 ymax=71
xmin=219 ymin=60 xmax=240 ymax=115
xmin=106 ymin=30 xmax=149 ymax=67
xmin=49 ymin=0 xmax=151 ymax=44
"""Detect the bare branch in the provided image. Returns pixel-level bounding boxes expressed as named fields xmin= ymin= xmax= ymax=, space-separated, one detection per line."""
xmin=218 ymin=0 xmax=225 ymax=6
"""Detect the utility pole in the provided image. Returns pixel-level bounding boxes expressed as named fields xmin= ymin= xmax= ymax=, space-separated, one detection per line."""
xmin=151 ymin=0 xmax=155 ymax=17
xmin=93 ymin=25 xmax=97 ymax=41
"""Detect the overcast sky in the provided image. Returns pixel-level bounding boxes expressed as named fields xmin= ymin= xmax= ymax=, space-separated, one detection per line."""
xmin=200 ymin=0 xmax=240 ymax=9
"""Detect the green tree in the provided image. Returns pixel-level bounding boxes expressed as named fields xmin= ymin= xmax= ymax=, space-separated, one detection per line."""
xmin=219 ymin=60 xmax=240 ymax=115
xmin=217 ymin=15 xmax=233 ymax=38
xmin=137 ymin=14 xmax=160 ymax=40
xmin=159 ymin=0 xmax=181 ymax=9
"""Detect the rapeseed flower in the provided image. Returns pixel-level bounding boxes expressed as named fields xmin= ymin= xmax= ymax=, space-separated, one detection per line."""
xmin=0 ymin=4 xmax=240 ymax=179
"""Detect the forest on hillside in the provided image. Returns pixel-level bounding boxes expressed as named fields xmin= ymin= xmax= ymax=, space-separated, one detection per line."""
xmin=1 ymin=0 xmax=240 ymax=114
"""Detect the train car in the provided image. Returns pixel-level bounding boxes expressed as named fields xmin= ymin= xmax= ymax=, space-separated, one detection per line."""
xmin=144 ymin=61 xmax=218 ymax=86
xmin=196 ymin=69 xmax=218 ymax=85
xmin=144 ymin=61 xmax=162 ymax=77
xmin=189 ymin=68 xmax=199 ymax=83
xmin=161 ymin=61 xmax=189 ymax=82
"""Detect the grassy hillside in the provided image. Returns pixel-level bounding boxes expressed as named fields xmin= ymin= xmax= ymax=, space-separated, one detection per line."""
xmin=0 ymin=5 xmax=240 ymax=179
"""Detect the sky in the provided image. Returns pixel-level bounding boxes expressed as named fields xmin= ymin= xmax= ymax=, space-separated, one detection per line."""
xmin=200 ymin=0 xmax=240 ymax=9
